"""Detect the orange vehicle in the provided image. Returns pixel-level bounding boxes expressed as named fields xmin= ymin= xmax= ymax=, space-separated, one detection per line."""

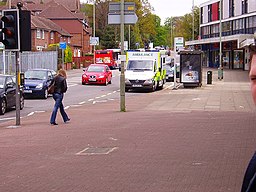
xmin=94 ymin=49 xmax=121 ymax=69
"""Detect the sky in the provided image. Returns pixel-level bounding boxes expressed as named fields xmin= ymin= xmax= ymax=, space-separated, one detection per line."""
xmin=148 ymin=0 xmax=207 ymax=23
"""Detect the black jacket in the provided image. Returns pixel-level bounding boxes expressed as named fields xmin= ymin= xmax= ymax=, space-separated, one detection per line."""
xmin=50 ymin=75 xmax=67 ymax=94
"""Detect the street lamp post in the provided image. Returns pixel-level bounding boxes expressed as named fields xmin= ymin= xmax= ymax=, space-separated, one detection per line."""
xmin=93 ymin=1 xmax=96 ymax=63
xmin=218 ymin=0 xmax=223 ymax=80
xmin=192 ymin=0 xmax=194 ymax=41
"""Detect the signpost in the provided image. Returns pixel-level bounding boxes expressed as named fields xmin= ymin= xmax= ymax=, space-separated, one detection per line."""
xmin=59 ymin=42 xmax=66 ymax=69
xmin=90 ymin=37 xmax=99 ymax=46
xmin=108 ymin=2 xmax=138 ymax=25
xmin=108 ymin=1 xmax=138 ymax=112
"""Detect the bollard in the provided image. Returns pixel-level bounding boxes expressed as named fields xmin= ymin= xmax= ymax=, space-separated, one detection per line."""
xmin=218 ymin=67 xmax=223 ymax=80
xmin=207 ymin=71 xmax=212 ymax=84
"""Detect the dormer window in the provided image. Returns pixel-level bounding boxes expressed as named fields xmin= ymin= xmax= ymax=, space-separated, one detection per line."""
xmin=36 ymin=29 xmax=41 ymax=39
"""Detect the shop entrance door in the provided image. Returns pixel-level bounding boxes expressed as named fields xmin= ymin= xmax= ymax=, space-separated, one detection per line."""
xmin=233 ymin=50 xmax=244 ymax=69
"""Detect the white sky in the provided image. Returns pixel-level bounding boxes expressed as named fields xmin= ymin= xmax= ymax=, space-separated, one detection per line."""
xmin=148 ymin=0 xmax=207 ymax=23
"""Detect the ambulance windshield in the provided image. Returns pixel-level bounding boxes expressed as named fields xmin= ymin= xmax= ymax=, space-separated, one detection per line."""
xmin=127 ymin=60 xmax=153 ymax=71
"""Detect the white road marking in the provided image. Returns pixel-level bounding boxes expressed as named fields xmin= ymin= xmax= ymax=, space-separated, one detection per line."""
xmin=64 ymin=106 xmax=70 ymax=110
xmin=27 ymin=112 xmax=35 ymax=116
xmin=79 ymin=101 xmax=86 ymax=105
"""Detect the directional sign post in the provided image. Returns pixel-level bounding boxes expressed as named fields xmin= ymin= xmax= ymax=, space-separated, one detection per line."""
xmin=59 ymin=42 xmax=66 ymax=69
xmin=90 ymin=37 xmax=99 ymax=46
xmin=108 ymin=2 xmax=138 ymax=25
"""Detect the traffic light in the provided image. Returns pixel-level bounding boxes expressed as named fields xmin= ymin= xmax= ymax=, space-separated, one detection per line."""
xmin=19 ymin=10 xmax=31 ymax=51
xmin=1 ymin=9 xmax=20 ymax=50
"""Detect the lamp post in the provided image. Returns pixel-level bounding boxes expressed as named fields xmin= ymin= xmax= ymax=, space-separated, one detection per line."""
xmin=93 ymin=0 xmax=96 ymax=63
xmin=192 ymin=0 xmax=194 ymax=41
xmin=218 ymin=0 xmax=223 ymax=80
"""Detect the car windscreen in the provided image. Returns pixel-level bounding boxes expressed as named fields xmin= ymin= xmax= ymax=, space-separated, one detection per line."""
xmin=87 ymin=66 xmax=105 ymax=72
xmin=0 ymin=76 xmax=5 ymax=89
xmin=127 ymin=60 xmax=153 ymax=71
xmin=163 ymin=65 xmax=172 ymax=71
xmin=25 ymin=70 xmax=47 ymax=80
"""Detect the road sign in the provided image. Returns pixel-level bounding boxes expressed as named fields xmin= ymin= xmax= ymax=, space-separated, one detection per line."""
xmin=174 ymin=37 xmax=184 ymax=52
xmin=109 ymin=2 xmax=135 ymax=13
xmin=90 ymin=37 xmax=99 ymax=45
xmin=59 ymin=42 xmax=67 ymax=49
xmin=108 ymin=13 xmax=138 ymax=25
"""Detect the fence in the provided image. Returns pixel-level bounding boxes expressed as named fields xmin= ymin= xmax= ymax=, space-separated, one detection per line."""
xmin=0 ymin=51 xmax=58 ymax=74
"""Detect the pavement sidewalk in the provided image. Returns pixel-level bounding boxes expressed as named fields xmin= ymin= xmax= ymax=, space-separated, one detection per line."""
xmin=0 ymin=68 xmax=256 ymax=192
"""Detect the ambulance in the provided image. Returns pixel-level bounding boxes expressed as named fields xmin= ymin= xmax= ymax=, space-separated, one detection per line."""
xmin=125 ymin=50 xmax=166 ymax=92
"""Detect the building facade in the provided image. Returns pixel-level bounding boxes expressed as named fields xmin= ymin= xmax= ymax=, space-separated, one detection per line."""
xmin=186 ymin=0 xmax=256 ymax=70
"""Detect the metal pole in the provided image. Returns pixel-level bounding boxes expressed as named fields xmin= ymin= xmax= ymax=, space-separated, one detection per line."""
xmin=62 ymin=48 xmax=64 ymax=69
xmin=120 ymin=0 xmax=126 ymax=112
xmin=218 ymin=0 xmax=223 ymax=80
xmin=128 ymin=25 xmax=130 ymax=50
xmin=171 ymin=18 xmax=173 ymax=50
xmin=192 ymin=0 xmax=194 ymax=41
xmin=93 ymin=1 xmax=96 ymax=63
xmin=15 ymin=51 xmax=20 ymax=125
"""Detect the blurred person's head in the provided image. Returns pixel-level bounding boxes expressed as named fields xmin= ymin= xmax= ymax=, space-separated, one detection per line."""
xmin=58 ymin=69 xmax=67 ymax=78
xmin=249 ymin=45 xmax=256 ymax=104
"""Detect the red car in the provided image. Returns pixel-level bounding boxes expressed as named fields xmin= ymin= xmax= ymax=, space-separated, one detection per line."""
xmin=82 ymin=64 xmax=112 ymax=85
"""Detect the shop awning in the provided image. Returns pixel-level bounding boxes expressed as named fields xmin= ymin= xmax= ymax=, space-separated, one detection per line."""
xmin=185 ymin=34 xmax=254 ymax=49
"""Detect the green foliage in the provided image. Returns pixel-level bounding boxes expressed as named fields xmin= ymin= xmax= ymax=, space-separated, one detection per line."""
xmin=64 ymin=46 xmax=72 ymax=63
xmin=47 ymin=43 xmax=72 ymax=64
xmin=80 ymin=0 xmax=200 ymax=50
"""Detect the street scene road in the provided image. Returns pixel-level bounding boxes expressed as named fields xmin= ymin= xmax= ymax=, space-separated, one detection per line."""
xmin=0 ymin=69 xmax=156 ymax=124
xmin=0 ymin=68 xmax=255 ymax=192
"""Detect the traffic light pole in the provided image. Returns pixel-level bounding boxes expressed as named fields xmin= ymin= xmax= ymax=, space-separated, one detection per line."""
xmin=15 ymin=51 xmax=21 ymax=125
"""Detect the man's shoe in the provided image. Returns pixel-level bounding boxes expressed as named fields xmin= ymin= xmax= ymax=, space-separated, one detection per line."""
xmin=51 ymin=122 xmax=58 ymax=125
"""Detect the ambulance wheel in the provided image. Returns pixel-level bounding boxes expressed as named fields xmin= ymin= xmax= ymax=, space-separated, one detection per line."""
xmin=151 ymin=81 xmax=156 ymax=92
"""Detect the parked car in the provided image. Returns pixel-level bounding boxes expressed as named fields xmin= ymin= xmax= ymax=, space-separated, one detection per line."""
xmin=0 ymin=74 xmax=24 ymax=115
xmin=163 ymin=64 xmax=180 ymax=82
xmin=82 ymin=64 xmax=112 ymax=85
xmin=163 ymin=64 xmax=174 ymax=82
xmin=24 ymin=69 xmax=56 ymax=99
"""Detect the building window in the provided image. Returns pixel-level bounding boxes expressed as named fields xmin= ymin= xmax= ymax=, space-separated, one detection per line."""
xmin=233 ymin=18 xmax=245 ymax=34
xmin=36 ymin=29 xmax=41 ymax=39
xmin=42 ymin=30 xmax=45 ymax=39
xmin=229 ymin=0 xmax=234 ymax=17
xmin=50 ymin=32 xmax=54 ymax=40
xmin=210 ymin=24 xmax=219 ymax=37
xmin=68 ymin=37 xmax=71 ymax=43
xmin=242 ymin=0 xmax=248 ymax=14
xmin=200 ymin=7 xmax=203 ymax=24
xmin=222 ymin=21 xmax=232 ymax=36
xmin=208 ymin=5 xmax=212 ymax=22
xmin=246 ymin=16 xmax=256 ymax=34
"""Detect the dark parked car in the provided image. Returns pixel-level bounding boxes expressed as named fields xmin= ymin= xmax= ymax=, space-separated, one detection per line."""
xmin=0 ymin=74 xmax=24 ymax=115
xmin=24 ymin=69 xmax=56 ymax=99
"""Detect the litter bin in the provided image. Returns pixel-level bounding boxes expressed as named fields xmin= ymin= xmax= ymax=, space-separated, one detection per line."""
xmin=207 ymin=71 xmax=212 ymax=84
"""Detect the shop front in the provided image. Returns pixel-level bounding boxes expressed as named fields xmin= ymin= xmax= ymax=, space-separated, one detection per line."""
xmin=200 ymin=40 xmax=244 ymax=70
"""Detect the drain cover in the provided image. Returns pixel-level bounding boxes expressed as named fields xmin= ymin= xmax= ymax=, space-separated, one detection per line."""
xmin=76 ymin=147 xmax=118 ymax=155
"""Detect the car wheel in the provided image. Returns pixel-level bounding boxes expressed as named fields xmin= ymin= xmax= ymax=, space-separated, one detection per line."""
xmin=20 ymin=94 xmax=24 ymax=110
xmin=0 ymin=98 xmax=7 ymax=115
xmin=43 ymin=89 xmax=48 ymax=99
xmin=82 ymin=82 xmax=85 ymax=85
xmin=109 ymin=77 xmax=112 ymax=84
xmin=125 ymin=88 xmax=129 ymax=92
